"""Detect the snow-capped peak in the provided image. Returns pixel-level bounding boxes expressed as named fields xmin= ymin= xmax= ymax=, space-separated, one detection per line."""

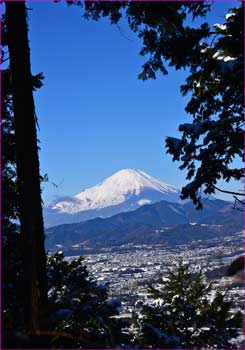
xmin=52 ymin=169 xmax=180 ymax=214
xmin=76 ymin=169 xmax=178 ymax=198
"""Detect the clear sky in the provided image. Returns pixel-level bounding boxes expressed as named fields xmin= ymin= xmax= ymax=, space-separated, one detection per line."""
xmin=26 ymin=1 xmax=239 ymax=205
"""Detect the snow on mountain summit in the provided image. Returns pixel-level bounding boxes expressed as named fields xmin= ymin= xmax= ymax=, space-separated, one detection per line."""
xmin=52 ymin=169 xmax=180 ymax=214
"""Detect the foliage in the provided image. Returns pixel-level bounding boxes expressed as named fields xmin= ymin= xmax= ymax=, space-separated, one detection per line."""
xmin=47 ymin=251 xmax=125 ymax=348
xmin=1 ymin=11 xmax=46 ymax=232
xmin=166 ymin=4 xmax=244 ymax=207
xmin=2 ymin=22 xmax=48 ymax=340
xmin=2 ymin=22 xmax=24 ymax=338
xmin=3 ymin=246 xmax=125 ymax=348
xmin=82 ymin=1 xmax=211 ymax=78
xmin=1 ymin=67 xmax=45 ymax=233
xmin=132 ymin=261 xmax=243 ymax=349
xmin=1 ymin=66 xmax=19 ymax=234
xmin=2 ymin=233 xmax=25 ymax=343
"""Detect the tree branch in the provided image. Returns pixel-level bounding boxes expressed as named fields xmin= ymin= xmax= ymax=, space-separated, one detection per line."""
xmin=212 ymin=185 xmax=244 ymax=197
xmin=116 ymin=24 xmax=132 ymax=41
xmin=233 ymin=195 xmax=244 ymax=205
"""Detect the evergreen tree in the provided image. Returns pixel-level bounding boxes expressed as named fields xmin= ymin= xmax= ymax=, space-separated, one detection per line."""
xmin=3 ymin=249 xmax=125 ymax=348
xmin=82 ymin=1 xmax=211 ymax=78
xmin=1 ymin=66 xmax=19 ymax=235
xmin=132 ymin=261 xmax=243 ymax=349
xmin=166 ymin=4 xmax=244 ymax=208
xmin=47 ymin=252 xmax=126 ymax=348
xmin=5 ymin=1 xmax=49 ymax=336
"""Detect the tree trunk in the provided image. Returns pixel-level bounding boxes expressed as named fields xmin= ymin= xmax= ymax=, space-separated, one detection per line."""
xmin=5 ymin=1 xmax=48 ymax=334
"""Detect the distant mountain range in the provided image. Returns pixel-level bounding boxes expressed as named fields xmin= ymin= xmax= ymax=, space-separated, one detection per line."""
xmin=44 ymin=169 xmax=181 ymax=227
xmin=46 ymin=198 xmax=243 ymax=253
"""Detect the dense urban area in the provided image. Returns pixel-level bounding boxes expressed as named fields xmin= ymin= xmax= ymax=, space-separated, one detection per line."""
xmin=67 ymin=230 xmax=244 ymax=317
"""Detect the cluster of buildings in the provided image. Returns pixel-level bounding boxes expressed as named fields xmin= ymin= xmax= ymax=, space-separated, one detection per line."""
xmin=67 ymin=230 xmax=244 ymax=315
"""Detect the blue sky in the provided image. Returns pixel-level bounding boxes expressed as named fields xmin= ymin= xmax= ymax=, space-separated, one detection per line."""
xmin=26 ymin=1 xmax=240 ymax=204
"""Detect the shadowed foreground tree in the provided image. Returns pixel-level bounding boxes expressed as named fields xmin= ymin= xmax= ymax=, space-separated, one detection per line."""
xmin=47 ymin=252 xmax=126 ymax=348
xmin=3 ymin=248 xmax=125 ymax=349
xmin=1 ymin=67 xmax=19 ymax=236
xmin=5 ymin=0 xmax=49 ymax=336
xmin=132 ymin=261 xmax=243 ymax=349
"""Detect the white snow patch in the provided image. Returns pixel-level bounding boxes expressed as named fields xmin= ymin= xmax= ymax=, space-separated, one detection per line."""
xmin=214 ymin=23 xmax=227 ymax=31
xmin=226 ymin=13 xmax=235 ymax=20
xmin=55 ymin=244 xmax=63 ymax=248
xmin=212 ymin=52 xmax=236 ymax=62
xmin=223 ymin=56 xmax=236 ymax=62
xmin=200 ymin=47 xmax=209 ymax=54
xmin=154 ymin=298 xmax=164 ymax=307
xmin=72 ymin=244 xmax=80 ymax=248
xmin=212 ymin=51 xmax=222 ymax=59
xmin=137 ymin=198 xmax=152 ymax=206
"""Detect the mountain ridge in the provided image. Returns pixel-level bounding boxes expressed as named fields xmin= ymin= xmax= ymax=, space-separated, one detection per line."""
xmin=46 ymin=198 xmax=243 ymax=252
xmin=44 ymin=169 xmax=181 ymax=227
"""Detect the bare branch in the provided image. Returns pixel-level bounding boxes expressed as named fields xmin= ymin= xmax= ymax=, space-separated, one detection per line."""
xmin=212 ymin=185 xmax=245 ymax=197
xmin=1 ymin=56 xmax=10 ymax=63
xmin=116 ymin=24 xmax=132 ymax=41
xmin=233 ymin=195 xmax=245 ymax=206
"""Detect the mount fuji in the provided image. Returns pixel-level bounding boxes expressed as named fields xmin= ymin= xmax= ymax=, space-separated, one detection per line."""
xmin=43 ymin=169 xmax=181 ymax=227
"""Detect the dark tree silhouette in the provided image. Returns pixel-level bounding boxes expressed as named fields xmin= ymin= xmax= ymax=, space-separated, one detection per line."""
xmin=165 ymin=4 xmax=244 ymax=208
xmin=5 ymin=1 xmax=48 ymax=334
xmin=226 ymin=256 xmax=244 ymax=277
